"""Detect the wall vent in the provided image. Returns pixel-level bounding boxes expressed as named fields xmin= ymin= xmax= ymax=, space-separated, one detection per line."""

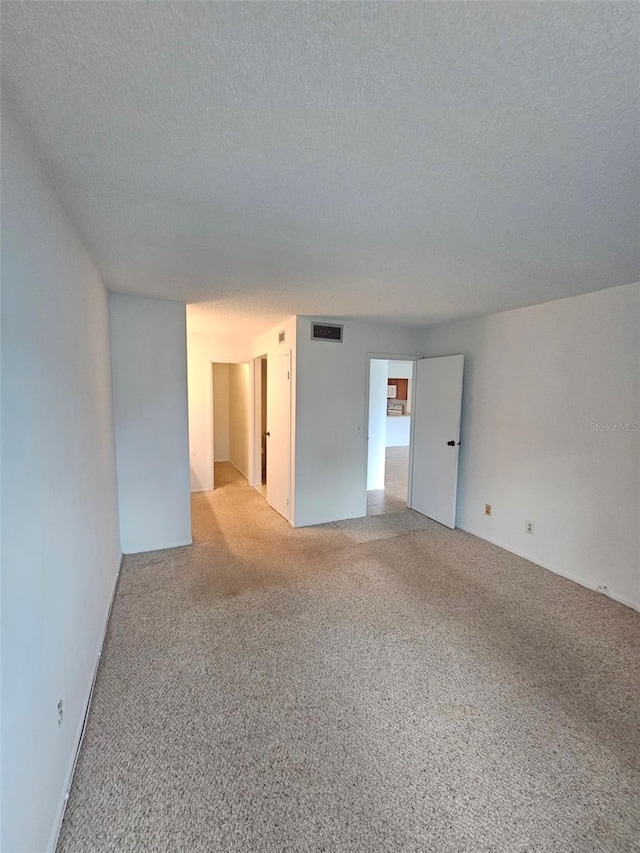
xmin=311 ymin=322 xmax=343 ymax=342
xmin=278 ymin=330 xmax=286 ymax=344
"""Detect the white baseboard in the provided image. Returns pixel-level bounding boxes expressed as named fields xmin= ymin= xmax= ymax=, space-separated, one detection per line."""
xmin=46 ymin=554 xmax=123 ymax=853
xmin=607 ymin=590 xmax=640 ymax=612
xmin=229 ymin=460 xmax=249 ymax=479
xmin=121 ymin=537 xmax=193 ymax=555
xmin=460 ymin=525 xmax=639 ymax=613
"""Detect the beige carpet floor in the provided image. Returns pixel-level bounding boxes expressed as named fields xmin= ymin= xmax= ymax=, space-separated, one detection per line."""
xmin=58 ymin=463 xmax=640 ymax=852
xmin=331 ymin=510 xmax=436 ymax=544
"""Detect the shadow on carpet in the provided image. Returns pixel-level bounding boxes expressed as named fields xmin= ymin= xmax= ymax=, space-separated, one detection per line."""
xmin=327 ymin=510 xmax=439 ymax=543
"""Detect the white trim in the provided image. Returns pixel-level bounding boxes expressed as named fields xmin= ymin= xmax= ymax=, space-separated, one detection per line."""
xmin=190 ymin=487 xmax=211 ymax=494
xmin=366 ymin=351 xmax=424 ymax=360
xmin=460 ymin=525 xmax=640 ymax=613
xmin=248 ymin=355 xmax=268 ymax=488
xmin=121 ymin=538 xmax=193 ymax=555
xmin=46 ymin=555 xmax=123 ymax=853
xmin=363 ymin=352 xmax=420 ymax=517
xmin=247 ymin=358 xmax=257 ymax=487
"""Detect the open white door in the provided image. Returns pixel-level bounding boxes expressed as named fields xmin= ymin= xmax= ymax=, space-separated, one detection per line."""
xmin=410 ymin=355 xmax=464 ymax=528
xmin=266 ymin=351 xmax=291 ymax=520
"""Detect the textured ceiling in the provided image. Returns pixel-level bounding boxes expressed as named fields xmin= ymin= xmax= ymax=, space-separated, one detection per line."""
xmin=2 ymin=1 xmax=638 ymax=330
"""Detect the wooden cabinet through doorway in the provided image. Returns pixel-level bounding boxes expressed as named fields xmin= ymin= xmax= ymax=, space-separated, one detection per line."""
xmin=388 ymin=378 xmax=408 ymax=401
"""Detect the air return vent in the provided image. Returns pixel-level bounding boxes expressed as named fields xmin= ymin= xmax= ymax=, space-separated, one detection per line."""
xmin=311 ymin=322 xmax=343 ymax=342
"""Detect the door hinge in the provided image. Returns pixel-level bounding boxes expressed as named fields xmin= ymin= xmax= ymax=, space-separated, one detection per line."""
xmin=287 ymin=371 xmax=290 ymax=379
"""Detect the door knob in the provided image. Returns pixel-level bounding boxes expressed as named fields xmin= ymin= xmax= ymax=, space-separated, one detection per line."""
xmin=447 ymin=440 xmax=455 ymax=446
xmin=265 ymin=431 xmax=271 ymax=437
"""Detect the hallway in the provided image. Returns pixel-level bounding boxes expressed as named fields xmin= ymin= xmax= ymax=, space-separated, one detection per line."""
xmin=367 ymin=445 xmax=409 ymax=515
xmin=57 ymin=464 xmax=640 ymax=852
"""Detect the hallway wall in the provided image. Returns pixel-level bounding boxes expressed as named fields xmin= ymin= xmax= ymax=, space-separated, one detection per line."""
xmin=110 ymin=294 xmax=192 ymax=554
xmin=1 ymin=107 xmax=121 ymax=853
xmin=229 ymin=363 xmax=251 ymax=478
xmin=294 ymin=317 xmax=416 ymax=526
xmin=213 ymin=363 xmax=231 ymax=461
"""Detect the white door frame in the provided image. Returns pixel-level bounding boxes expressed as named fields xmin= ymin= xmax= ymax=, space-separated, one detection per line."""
xmin=250 ymin=350 xmax=295 ymax=524
xmin=363 ymin=352 xmax=421 ymax=517
xmin=266 ymin=350 xmax=292 ymax=521
xmin=250 ymin=355 xmax=266 ymax=488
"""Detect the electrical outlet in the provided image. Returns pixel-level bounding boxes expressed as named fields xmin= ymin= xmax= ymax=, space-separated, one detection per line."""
xmin=57 ymin=699 xmax=64 ymax=727
xmin=525 ymin=520 xmax=535 ymax=535
xmin=484 ymin=503 xmax=492 ymax=516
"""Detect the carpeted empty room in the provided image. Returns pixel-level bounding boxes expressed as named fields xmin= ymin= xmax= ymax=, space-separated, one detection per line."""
xmin=57 ymin=464 xmax=640 ymax=853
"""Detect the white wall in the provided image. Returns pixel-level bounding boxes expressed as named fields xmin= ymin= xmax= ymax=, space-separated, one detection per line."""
xmin=212 ymin=363 xmax=230 ymax=461
xmin=186 ymin=328 xmax=253 ymax=492
xmin=295 ymin=318 xmax=417 ymax=526
xmin=388 ymin=360 xmax=413 ymax=378
xmin=414 ymin=282 xmax=640 ymax=610
xmin=1 ymin=110 xmax=121 ymax=853
xmin=367 ymin=359 xmax=388 ymax=489
xmin=386 ymin=415 xmax=411 ymax=447
xmin=229 ymin=362 xmax=251 ymax=478
xmin=110 ymin=295 xmax=192 ymax=554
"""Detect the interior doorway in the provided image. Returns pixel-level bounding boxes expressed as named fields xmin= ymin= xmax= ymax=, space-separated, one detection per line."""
xmin=258 ymin=356 xmax=267 ymax=497
xmin=252 ymin=354 xmax=268 ymax=499
xmin=365 ymin=354 xmax=464 ymax=528
xmin=366 ymin=358 xmax=415 ymax=515
xmin=251 ymin=351 xmax=292 ymax=521
xmin=211 ymin=362 xmax=251 ymax=488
